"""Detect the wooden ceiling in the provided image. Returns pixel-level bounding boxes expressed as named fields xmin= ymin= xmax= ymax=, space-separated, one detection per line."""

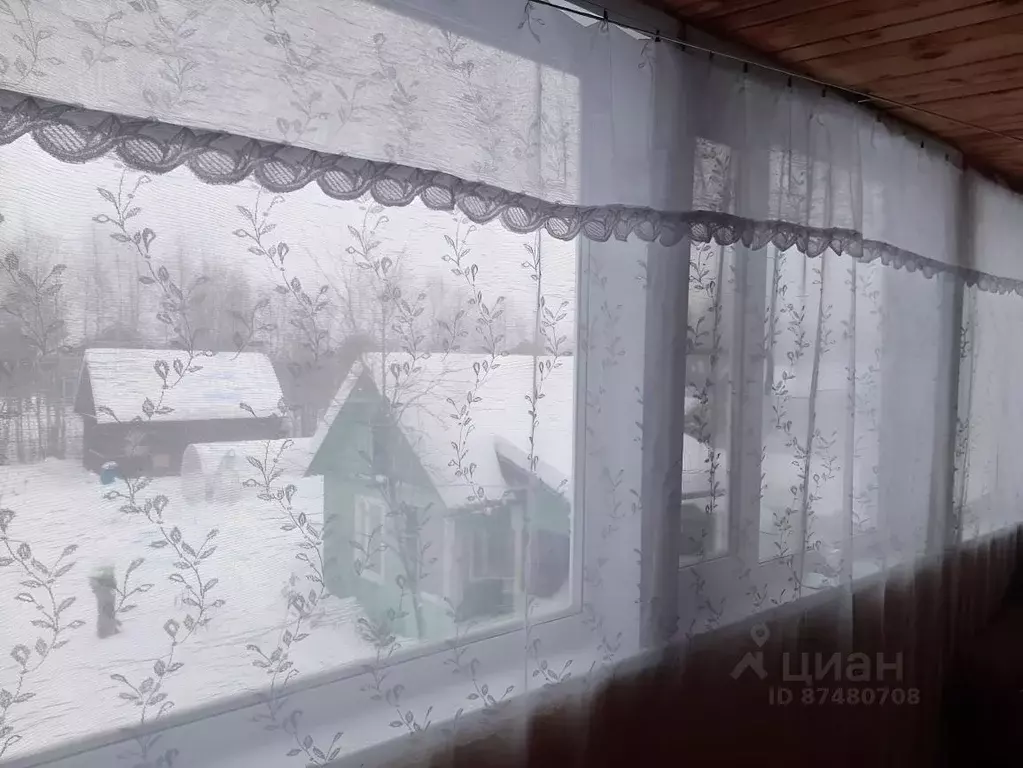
xmin=646 ymin=0 xmax=1023 ymax=184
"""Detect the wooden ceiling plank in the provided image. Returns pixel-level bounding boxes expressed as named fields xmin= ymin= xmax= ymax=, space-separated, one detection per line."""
xmin=780 ymin=0 xmax=1023 ymax=62
xmin=911 ymin=89 xmax=1023 ymax=121
xmin=723 ymin=0 xmax=858 ymax=29
xmin=915 ymin=80 xmax=1023 ymax=106
xmin=649 ymin=0 xmax=1023 ymax=187
xmin=879 ymin=106 xmax=1023 ymax=144
xmin=648 ymin=0 xmax=778 ymax=21
xmin=662 ymin=0 xmax=858 ymax=30
xmin=976 ymin=114 xmax=1023 ymax=132
xmin=803 ymin=19 xmax=1023 ymax=86
xmin=802 ymin=13 xmax=1023 ymax=69
xmin=881 ymin=55 xmax=1023 ymax=103
xmin=730 ymin=0 xmax=991 ymax=55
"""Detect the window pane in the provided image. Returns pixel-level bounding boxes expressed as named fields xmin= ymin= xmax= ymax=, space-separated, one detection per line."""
xmin=683 ymin=241 xmax=734 ymax=561
xmin=0 ymin=136 xmax=579 ymax=756
xmin=957 ymin=286 xmax=1023 ymax=540
xmin=756 ymin=248 xmax=884 ymax=578
xmin=756 ymin=246 xmax=940 ymax=581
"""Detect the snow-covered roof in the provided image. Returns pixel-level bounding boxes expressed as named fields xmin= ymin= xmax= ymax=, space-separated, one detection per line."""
xmin=315 ymin=352 xmax=714 ymax=509
xmin=182 ymin=438 xmax=315 ymax=477
xmin=360 ymin=352 xmax=575 ymax=509
xmin=79 ymin=348 xmax=283 ymax=424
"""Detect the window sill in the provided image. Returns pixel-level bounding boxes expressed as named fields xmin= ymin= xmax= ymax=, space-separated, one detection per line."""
xmin=12 ymin=597 xmax=585 ymax=768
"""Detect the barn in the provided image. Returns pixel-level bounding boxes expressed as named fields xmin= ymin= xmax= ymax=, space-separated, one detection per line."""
xmin=74 ymin=348 xmax=286 ymax=476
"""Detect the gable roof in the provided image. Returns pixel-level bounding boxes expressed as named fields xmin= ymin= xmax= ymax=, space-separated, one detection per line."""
xmin=76 ymin=348 xmax=283 ymax=424
xmin=324 ymin=353 xmax=573 ymax=509
xmin=311 ymin=352 xmax=714 ymax=510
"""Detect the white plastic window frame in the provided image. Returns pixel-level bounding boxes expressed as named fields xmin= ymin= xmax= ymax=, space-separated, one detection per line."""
xmin=20 ymin=1 xmax=688 ymax=764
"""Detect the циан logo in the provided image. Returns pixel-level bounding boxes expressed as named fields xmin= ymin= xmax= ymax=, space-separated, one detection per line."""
xmin=730 ymin=623 xmax=770 ymax=680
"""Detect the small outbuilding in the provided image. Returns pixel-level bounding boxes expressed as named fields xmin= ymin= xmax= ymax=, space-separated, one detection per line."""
xmin=74 ymin=348 xmax=285 ymax=476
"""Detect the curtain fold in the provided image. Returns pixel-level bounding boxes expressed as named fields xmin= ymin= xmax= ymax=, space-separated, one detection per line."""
xmin=2 ymin=1 xmax=1023 ymax=767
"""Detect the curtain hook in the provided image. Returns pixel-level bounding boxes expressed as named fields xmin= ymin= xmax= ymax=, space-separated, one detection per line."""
xmin=743 ymin=62 xmax=749 ymax=74
xmin=821 ymin=87 xmax=827 ymax=98
xmin=654 ymin=28 xmax=660 ymax=42
xmin=787 ymin=76 xmax=793 ymax=88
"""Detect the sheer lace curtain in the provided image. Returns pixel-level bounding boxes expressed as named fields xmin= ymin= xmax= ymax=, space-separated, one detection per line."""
xmin=0 ymin=0 xmax=1020 ymax=766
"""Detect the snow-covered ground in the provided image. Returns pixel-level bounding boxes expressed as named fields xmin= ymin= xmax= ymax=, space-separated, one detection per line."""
xmin=0 ymin=459 xmax=376 ymax=762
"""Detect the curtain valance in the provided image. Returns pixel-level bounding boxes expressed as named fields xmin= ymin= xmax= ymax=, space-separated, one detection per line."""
xmin=3 ymin=0 xmax=1022 ymax=284
xmin=3 ymin=88 xmax=1023 ymax=295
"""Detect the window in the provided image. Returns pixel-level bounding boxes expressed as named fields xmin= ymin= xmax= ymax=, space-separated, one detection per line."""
xmin=0 ymin=98 xmax=608 ymax=763
xmin=679 ymin=231 xmax=958 ymax=635
xmin=753 ymin=244 xmax=885 ymax=570
xmin=0 ymin=0 xmax=686 ymax=763
xmin=956 ymin=285 xmax=1023 ymax=541
xmin=353 ymin=494 xmax=386 ymax=582
xmin=468 ymin=515 xmax=514 ymax=582
xmin=682 ymin=240 xmax=735 ymax=562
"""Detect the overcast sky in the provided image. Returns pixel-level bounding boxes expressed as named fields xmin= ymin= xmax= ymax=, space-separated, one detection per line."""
xmin=0 ymin=134 xmax=577 ymax=347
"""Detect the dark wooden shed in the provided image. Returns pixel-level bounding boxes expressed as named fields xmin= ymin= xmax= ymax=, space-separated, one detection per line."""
xmin=74 ymin=348 xmax=285 ymax=476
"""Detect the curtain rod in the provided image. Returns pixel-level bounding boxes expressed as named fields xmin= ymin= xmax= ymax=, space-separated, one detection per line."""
xmin=529 ymin=0 xmax=1023 ymax=151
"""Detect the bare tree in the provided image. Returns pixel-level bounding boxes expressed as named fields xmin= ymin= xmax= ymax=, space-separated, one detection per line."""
xmin=0 ymin=252 xmax=68 ymax=360
xmin=0 ymin=245 xmax=70 ymax=462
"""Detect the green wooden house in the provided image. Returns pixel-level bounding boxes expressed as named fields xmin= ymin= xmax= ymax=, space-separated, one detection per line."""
xmin=307 ymin=353 xmax=574 ymax=642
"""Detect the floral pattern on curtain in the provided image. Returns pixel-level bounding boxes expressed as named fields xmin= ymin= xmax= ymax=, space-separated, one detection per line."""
xmin=0 ymin=120 xmax=657 ymax=766
xmin=3 ymin=0 xmax=1023 ymax=766
xmin=677 ymin=239 xmax=954 ymax=637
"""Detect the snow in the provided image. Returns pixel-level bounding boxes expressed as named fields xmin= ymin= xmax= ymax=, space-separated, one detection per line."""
xmin=350 ymin=353 xmax=576 ymax=509
xmin=78 ymin=349 xmax=284 ymax=424
xmin=320 ymin=354 xmax=714 ymax=509
xmin=0 ymin=457 xmax=376 ymax=761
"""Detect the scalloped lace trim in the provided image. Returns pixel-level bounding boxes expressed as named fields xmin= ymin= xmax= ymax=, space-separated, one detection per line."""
xmin=0 ymin=89 xmax=1019 ymax=295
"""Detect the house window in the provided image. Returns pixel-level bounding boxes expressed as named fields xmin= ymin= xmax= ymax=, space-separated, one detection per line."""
xmin=354 ymin=494 xmax=385 ymax=583
xmin=468 ymin=519 xmax=514 ymax=582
